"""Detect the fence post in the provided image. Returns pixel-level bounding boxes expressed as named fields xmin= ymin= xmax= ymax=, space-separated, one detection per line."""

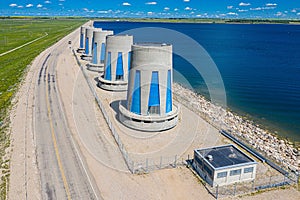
xmin=160 ymin=156 xmax=162 ymax=169
xmin=234 ymin=182 xmax=237 ymax=196
xmin=131 ymin=161 xmax=134 ymax=174
xmin=297 ymin=174 xmax=299 ymax=191
xmin=252 ymin=180 xmax=254 ymax=192
xmin=174 ymin=155 xmax=177 ymax=168
xmin=216 ymin=185 xmax=219 ymax=200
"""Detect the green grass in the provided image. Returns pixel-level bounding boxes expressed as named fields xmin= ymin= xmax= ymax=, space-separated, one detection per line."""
xmin=0 ymin=18 xmax=87 ymax=198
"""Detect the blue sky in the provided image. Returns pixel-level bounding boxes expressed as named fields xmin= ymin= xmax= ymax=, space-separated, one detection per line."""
xmin=1 ymin=0 xmax=300 ymax=19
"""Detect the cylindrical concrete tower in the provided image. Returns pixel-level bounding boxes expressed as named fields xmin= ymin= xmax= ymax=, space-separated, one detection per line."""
xmin=87 ymin=30 xmax=114 ymax=71
xmin=119 ymin=43 xmax=179 ymax=131
xmin=78 ymin=26 xmax=87 ymax=51
xmin=98 ymin=35 xmax=133 ymax=91
xmin=82 ymin=27 xmax=102 ymax=60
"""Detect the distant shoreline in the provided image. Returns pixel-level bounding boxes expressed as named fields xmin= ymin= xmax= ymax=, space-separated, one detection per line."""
xmin=1 ymin=16 xmax=300 ymax=25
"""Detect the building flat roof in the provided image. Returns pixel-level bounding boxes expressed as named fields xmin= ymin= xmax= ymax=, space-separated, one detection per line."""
xmin=195 ymin=144 xmax=256 ymax=169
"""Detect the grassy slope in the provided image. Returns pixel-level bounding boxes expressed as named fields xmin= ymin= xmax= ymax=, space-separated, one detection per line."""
xmin=0 ymin=18 xmax=87 ymax=198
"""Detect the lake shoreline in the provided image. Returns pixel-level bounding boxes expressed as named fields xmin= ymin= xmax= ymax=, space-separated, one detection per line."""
xmin=173 ymin=82 xmax=299 ymax=172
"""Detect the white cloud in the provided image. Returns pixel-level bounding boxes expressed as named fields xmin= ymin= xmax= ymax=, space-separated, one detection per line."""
xmin=147 ymin=11 xmax=153 ymax=15
xmin=227 ymin=12 xmax=238 ymax=15
xmin=59 ymin=0 xmax=65 ymax=1
xmin=266 ymin=3 xmax=277 ymax=7
xmin=58 ymin=3 xmax=63 ymax=6
xmin=44 ymin=1 xmax=51 ymax=3
xmin=174 ymin=8 xmax=179 ymax=11
xmin=184 ymin=7 xmax=192 ymax=11
xmin=145 ymin=2 xmax=157 ymax=5
xmin=297 ymin=13 xmax=300 ymax=16
xmin=250 ymin=7 xmax=262 ymax=11
xmin=26 ymin=4 xmax=34 ymax=8
xmin=37 ymin=4 xmax=43 ymax=8
xmin=291 ymin=9 xmax=297 ymax=13
xmin=275 ymin=12 xmax=282 ymax=16
xmin=97 ymin=10 xmax=108 ymax=14
xmin=183 ymin=0 xmax=190 ymax=2
xmin=18 ymin=5 xmax=23 ymax=8
xmin=238 ymin=9 xmax=248 ymax=12
xmin=239 ymin=2 xmax=251 ymax=7
xmin=122 ymin=2 xmax=131 ymax=6
xmin=164 ymin=7 xmax=170 ymax=11
xmin=9 ymin=3 xmax=17 ymax=7
xmin=227 ymin=6 xmax=233 ymax=9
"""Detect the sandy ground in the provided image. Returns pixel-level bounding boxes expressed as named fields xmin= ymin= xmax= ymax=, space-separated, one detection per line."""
xmin=8 ymin=22 xmax=300 ymax=200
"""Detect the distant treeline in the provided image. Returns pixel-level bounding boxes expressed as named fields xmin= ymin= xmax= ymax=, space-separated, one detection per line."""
xmin=225 ymin=19 xmax=300 ymax=24
xmin=0 ymin=16 xmax=87 ymax=20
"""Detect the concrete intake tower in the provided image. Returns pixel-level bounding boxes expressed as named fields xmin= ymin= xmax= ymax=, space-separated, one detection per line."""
xmin=119 ymin=43 xmax=179 ymax=132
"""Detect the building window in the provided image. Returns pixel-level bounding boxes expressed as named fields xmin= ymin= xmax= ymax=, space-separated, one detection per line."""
xmin=148 ymin=105 xmax=160 ymax=115
xmin=230 ymin=169 xmax=241 ymax=176
xmin=116 ymin=75 xmax=123 ymax=81
xmin=204 ymin=164 xmax=213 ymax=178
xmin=194 ymin=155 xmax=202 ymax=166
xmin=217 ymin=172 xmax=227 ymax=178
xmin=244 ymin=167 xmax=254 ymax=173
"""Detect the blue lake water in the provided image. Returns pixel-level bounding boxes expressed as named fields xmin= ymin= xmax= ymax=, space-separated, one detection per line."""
xmin=94 ymin=21 xmax=300 ymax=142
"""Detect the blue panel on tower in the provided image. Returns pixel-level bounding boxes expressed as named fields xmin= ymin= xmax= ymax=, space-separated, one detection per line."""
xmin=105 ymin=52 xmax=111 ymax=80
xmin=80 ymin=34 xmax=84 ymax=48
xmin=148 ymin=71 xmax=160 ymax=106
xmin=100 ymin=43 xmax=105 ymax=62
xmin=116 ymin=52 xmax=124 ymax=76
xmin=85 ymin=38 xmax=89 ymax=54
xmin=166 ymin=70 xmax=172 ymax=113
xmin=92 ymin=42 xmax=97 ymax=64
xmin=128 ymin=51 xmax=131 ymax=73
xmin=130 ymin=70 xmax=141 ymax=114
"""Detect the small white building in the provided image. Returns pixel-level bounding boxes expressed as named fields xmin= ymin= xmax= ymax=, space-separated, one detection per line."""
xmin=193 ymin=144 xmax=257 ymax=187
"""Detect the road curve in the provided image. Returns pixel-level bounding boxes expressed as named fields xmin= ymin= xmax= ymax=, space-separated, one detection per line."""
xmin=34 ymin=28 xmax=101 ymax=200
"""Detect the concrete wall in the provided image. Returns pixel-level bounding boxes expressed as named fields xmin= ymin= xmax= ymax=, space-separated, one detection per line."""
xmin=126 ymin=43 xmax=173 ymax=116
xmin=91 ymin=30 xmax=114 ymax=65
xmin=213 ymin=164 xmax=257 ymax=186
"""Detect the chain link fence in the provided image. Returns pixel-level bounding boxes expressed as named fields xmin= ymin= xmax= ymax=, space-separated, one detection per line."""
xmin=173 ymin=88 xmax=299 ymax=181
xmin=187 ymin=159 xmax=297 ymax=199
xmin=74 ymin=50 xmax=185 ymax=174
